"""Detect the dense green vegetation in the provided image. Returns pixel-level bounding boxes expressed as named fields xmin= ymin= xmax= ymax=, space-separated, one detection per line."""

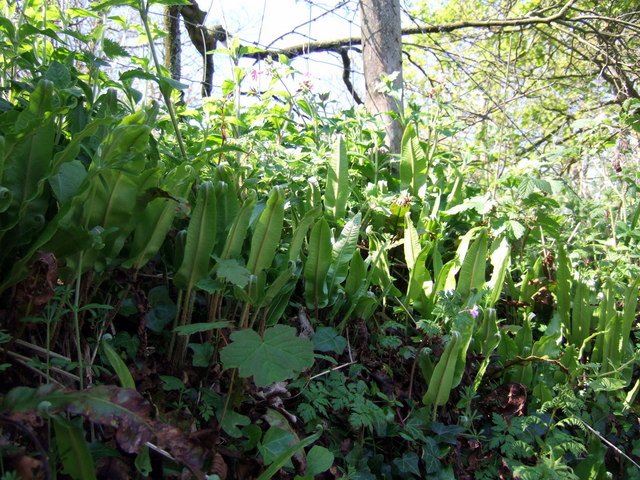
xmin=0 ymin=1 xmax=639 ymax=479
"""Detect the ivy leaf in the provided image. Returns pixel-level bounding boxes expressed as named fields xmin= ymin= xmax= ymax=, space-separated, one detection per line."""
xmin=393 ymin=452 xmax=421 ymax=476
xmin=429 ymin=422 xmax=465 ymax=444
xmin=257 ymin=426 xmax=295 ymax=466
xmin=220 ymin=325 xmax=314 ymax=387
xmin=312 ymin=326 xmax=346 ymax=354
xmin=422 ymin=437 xmax=441 ymax=474
xmin=188 ymin=343 xmax=214 ymax=367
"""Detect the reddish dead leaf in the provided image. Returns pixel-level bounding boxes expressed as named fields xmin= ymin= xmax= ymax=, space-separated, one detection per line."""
xmin=96 ymin=456 xmax=131 ymax=480
xmin=15 ymin=454 xmax=44 ymax=480
xmin=13 ymin=252 xmax=59 ymax=314
xmin=211 ymin=452 xmax=228 ymax=480
xmin=153 ymin=422 xmax=206 ymax=475
xmin=482 ymin=383 xmax=528 ymax=420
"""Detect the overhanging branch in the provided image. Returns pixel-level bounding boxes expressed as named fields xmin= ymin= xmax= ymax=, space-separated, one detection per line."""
xmin=243 ymin=0 xmax=579 ymax=60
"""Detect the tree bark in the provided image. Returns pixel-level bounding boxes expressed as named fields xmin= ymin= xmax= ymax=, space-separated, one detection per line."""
xmin=359 ymin=0 xmax=403 ymax=153
xmin=179 ymin=0 xmax=227 ymax=97
xmin=164 ymin=5 xmax=181 ymax=81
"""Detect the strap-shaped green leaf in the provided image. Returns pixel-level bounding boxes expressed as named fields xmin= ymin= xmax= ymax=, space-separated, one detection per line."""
xmin=400 ymin=124 xmax=427 ymax=195
xmin=404 ymin=212 xmax=421 ymax=271
xmin=327 ymin=212 xmax=361 ymax=296
xmin=246 ymin=188 xmax=284 ymax=275
xmin=457 ymin=228 xmax=487 ymax=298
xmin=556 ymin=246 xmax=572 ymax=332
xmin=487 ymin=235 xmax=511 ymax=306
xmin=423 ymin=331 xmax=462 ymax=408
xmin=304 ymin=217 xmax=332 ymax=309
xmin=406 ymin=245 xmax=432 ymax=304
xmin=219 ymin=193 xmax=256 ymax=261
xmin=124 ymin=165 xmax=195 ymax=270
xmin=325 ymin=137 xmax=349 ymax=220
xmin=289 ymin=205 xmax=322 ymax=263
xmin=53 ymin=417 xmax=98 ymax=480
xmin=174 ymin=181 xmax=217 ymax=291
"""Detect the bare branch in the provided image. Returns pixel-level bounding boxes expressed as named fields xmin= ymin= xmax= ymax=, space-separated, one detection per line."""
xmin=339 ymin=49 xmax=362 ymax=105
xmin=243 ymin=0 xmax=579 ymax=60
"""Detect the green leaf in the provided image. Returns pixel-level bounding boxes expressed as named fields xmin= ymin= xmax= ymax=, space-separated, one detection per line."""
xmin=258 ymin=426 xmax=295 ymax=466
xmin=188 ymin=343 xmax=214 ymax=367
xmin=220 ymin=325 xmax=314 ymax=387
xmin=406 ymin=245 xmax=432 ymax=305
xmin=306 ymin=445 xmax=334 ymax=477
xmin=45 ymin=61 xmax=71 ymax=88
xmin=556 ymin=246 xmax=572 ymax=332
xmin=400 ymin=124 xmax=427 ymax=195
xmin=174 ymin=182 xmax=217 ymax=291
xmin=256 ymin=429 xmax=323 ymax=480
xmin=344 ymin=249 xmax=367 ymax=298
xmin=326 ymin=212 xmax=361 ymax=298
xmin=147 ymin=0 xmax=191 ymax=5
xmin=331 ymin=212 xmax=361 ymax=267
xmin=102 ymin=37 xmax=130 ymax=58
xmin=487 ymin=235 xmax=511 ymax=306
xmin=404 ymin=212 xmax=421 ymax=270
xmin=49 ymin=160 xmax=87 ymax=204
xmin=246 ymin=188 xmax=284 ymax=275
xmin=325 ymin=137 xmax=349 ymax=220
xmin=456 ymin=228 xmax=487 ymax=298
xmin=219 ymin=193 xmax=256 ymax=261
xmin=508 ymin=220 xmax=525 ymax=239
xmin=312 ymin=327 xmax=347 ymax=354
xmin=215 ymin=258 xmax=251 ymax=288
xmin=289 ymin=205 xmax=322 ymax=262
xmin=304 ymin=217 xmax=332 ymax=309
xmin=160 ymin=375 xmax=184 ymax=391
xmin=422 ymin=437 xmax=441 ymax=474
xmin=53 ymin=418 xmax=98 ymax=480
xmin=102 ymin=337 xmax=135 ymax=389
xmin=146 ymin=286 xmax=177 ymax=333
xmin=423 ymin=331 xmax=462 ymax=408
xmin=91 ymin=0 xmax=138 ymax=10
xmin=173 ymin=321 xmax=231 ymax=335
xmin=393 ymin=452 xmax=421 ymax=476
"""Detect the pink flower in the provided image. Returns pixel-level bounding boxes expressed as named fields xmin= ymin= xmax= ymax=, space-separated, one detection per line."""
xmin=468 ymin=305 xmax=480 ymax=319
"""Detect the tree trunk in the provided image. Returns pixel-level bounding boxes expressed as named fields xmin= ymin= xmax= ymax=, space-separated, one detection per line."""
xmin=359 ymin=0 xmax=403 ymax=154
xmin=164 ymin=5 xmax=181 ymax=81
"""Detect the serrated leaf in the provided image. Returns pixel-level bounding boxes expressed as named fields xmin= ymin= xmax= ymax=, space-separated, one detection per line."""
xmin=220 ymin=325 xmax=314 ymax=387
xmin=508 ymin=220 xmax=525 ymax=239
xmin=215 ymin=258 xmax=251 ymax=288
xmin=102 ymin=37 xmax=129 ymax=58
